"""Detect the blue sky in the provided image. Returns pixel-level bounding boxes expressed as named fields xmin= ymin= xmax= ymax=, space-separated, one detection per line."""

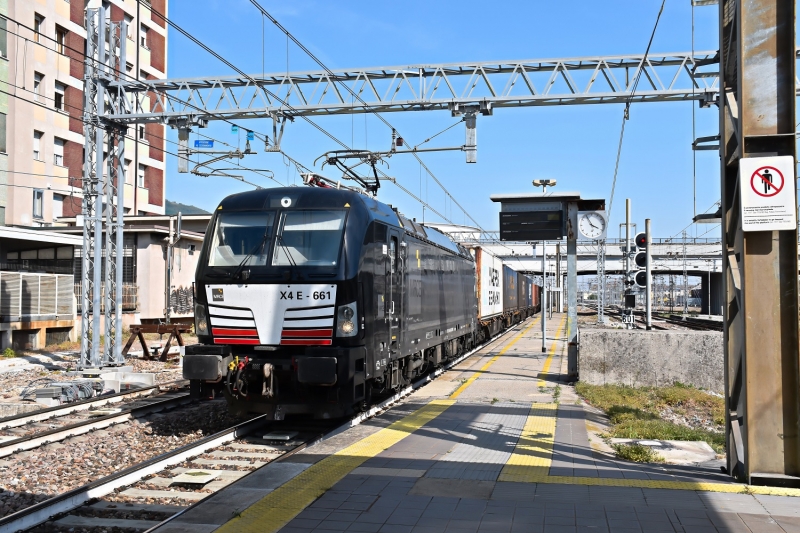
xmin=164 ymin=0 xmax=721 ymax=238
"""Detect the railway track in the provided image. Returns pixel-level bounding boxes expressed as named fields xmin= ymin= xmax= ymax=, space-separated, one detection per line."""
xmin=0 ymin=318 xmax=531 ymax=533
xmin=0 ymin=389 xmax=192 ymax=459
xmin=0 ymin=380 xmax=187 ymax=432
xmin=582 ymin=304 xmax=722 ymax=331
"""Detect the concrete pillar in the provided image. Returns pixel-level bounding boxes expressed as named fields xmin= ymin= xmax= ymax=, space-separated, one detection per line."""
xmin=34 ymin=328 xmax=47 ymax=350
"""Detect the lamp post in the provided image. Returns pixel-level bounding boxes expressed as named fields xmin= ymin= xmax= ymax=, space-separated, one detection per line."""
xmin=705 ymin=259 xmax=713 ymax=318
xmin=532 ymin=179 xmax=556 ymax=352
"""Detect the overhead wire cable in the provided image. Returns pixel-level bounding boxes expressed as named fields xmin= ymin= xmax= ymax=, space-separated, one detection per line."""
xmin=250 ymin=0 xmax=489 ymax=233
xmin=0 ymin=85 xmax=272 ymax=190
xmin=607 ymin=0 xmax=667 ymax=219
xmin=3 ymin=16 xmax=287 ymax=187
xmin=1 ymin=70 xmax=286 ymax=188
xmin=139 ymin=0 xmax=461 ymax=226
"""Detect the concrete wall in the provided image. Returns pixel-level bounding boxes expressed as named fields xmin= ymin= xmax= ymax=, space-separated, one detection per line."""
xmin=579 ymin=328 xmax=724 ymax=393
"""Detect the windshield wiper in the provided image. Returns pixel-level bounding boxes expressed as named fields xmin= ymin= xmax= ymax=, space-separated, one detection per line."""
xmin=231 ymin=231 xmax=271 ymax=280
xmin=276 ymin=235 xmax=302 ymax=281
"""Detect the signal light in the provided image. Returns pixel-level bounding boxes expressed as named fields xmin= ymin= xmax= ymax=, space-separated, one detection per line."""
xmin=633 ymin=232 xmax=648 ymax=289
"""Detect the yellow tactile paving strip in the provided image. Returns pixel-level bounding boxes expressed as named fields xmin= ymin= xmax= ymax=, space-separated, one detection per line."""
xmin=216 ymin=399 xmax=455 ymax=533
xmin=499 ymin=402 xmax=800 ymax=498
xmin=498 ymin=403 xmax=558 ymax=482
xmin=449 ymin=316 xmax=541 ymax=400
xmin=537 ymin=315 xmax=566 ymax=387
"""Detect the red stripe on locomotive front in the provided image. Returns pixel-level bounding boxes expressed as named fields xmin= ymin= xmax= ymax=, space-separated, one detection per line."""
xmin=280 ymin=339 xmax=333 ymax=346
xmin=280 ymin=328 xmax=333 ymax=338
xmin=214 ymin=337 xmax=260 ymax=345
xmin=212 ymin=328 xmax=259 ymax=337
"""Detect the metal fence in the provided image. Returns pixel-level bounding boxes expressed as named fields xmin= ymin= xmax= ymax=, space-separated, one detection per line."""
xmin=0 ymin=272 xmax=75 ymax=320
xmin=74 ymin=283 xmax=139 ymax=313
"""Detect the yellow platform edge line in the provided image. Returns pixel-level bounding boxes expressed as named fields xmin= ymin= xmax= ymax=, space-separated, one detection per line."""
xmin=537 ymin=315 xmax=566 ymax=388
xmin=497 ymin=403 xmax=800 ymax=497
xmin=216 ymin=399 xmax=455 ymax=533
xmin=510 ymin=473 xmax=800 ymax=497
xmin=449 ymin=316 xmax=540 ymax=400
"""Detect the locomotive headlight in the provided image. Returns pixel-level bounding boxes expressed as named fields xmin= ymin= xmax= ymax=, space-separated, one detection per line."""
xmin=336 ymin=302 xmax=358 ymax=337
xmin=194 ymin=303 xmax=209 ymax=336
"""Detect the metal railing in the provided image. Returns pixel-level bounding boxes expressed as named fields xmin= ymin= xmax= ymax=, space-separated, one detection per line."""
xmin=0 ymin=272 xmax=75 ymax=320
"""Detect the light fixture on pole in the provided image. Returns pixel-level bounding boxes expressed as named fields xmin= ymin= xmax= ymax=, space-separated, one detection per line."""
xmin=532 ymin=179 xmax=557 ymax=193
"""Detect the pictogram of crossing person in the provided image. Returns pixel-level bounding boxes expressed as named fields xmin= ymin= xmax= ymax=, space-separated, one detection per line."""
xmin=760 ymin=168 xmax=774 ymax=194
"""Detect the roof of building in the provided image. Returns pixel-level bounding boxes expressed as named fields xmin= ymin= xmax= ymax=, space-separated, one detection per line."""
xmin=0 ymin=226 xmax=83 ymax=251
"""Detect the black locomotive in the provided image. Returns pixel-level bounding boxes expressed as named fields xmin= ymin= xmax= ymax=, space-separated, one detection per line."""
xmin=184 ymin=186 xmax=478 ymax=419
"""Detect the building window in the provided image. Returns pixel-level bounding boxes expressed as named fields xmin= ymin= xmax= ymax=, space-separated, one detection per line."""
xmin=54 ymin=82 xmax=66 ymax=111
xmin=33 ymin=131 xmax=43 ymax=160
xmin=33 ymin=190 xmax=44 ymax=219
xmin=54 ymin=137 xmax=65 ymax=166
xmin=56 ymin=25 xmax=67 ymax=54
xmin=138 ymin=125 xmax=145 ymax=140
xmin=125 ymin=158 xmax=132 ymax=184
xmin=125 ymin=15 xmax=134 ymax=40
xmin=126 ymin=62 xmax=133 ymax=75
xmin=33 ymin=72 xmax=43 ymax=103
xmin=140 ymin=25 xmax=149 ymax=49
xmin=0 ymin=17 xmax=8 ymax=58
xmin=33 ymin=14 xmax=43 ymax=43
xmin=0 ymin=113 xmax=6 ymax=153
xmin=138 ymin=164 xmax=146 ymax=188
xmin=53 ymin=194 xmax=64 ymax=219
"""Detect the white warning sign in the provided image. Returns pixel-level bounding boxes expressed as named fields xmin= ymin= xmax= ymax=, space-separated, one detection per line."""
xmin=739 ymin=155 xmax=797 ymax=232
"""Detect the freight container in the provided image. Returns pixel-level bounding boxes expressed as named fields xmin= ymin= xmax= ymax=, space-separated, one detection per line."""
xmin=472 ymin=246 xmax=504 ymax=320
xmin=502 ymin=265 xmax=519 ymax=314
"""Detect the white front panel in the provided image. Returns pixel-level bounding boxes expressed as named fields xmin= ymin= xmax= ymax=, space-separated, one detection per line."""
xmin=206 ymin=284 xmax=338 ymax=345
xmin=479 ymin=251 xmax=503 ymax=319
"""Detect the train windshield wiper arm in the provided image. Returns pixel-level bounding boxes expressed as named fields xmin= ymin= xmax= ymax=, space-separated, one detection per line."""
xmin=231 ymin=231 xmax=271 ymax=279
xmin=277 ymin=235 xmax=298 ymax=267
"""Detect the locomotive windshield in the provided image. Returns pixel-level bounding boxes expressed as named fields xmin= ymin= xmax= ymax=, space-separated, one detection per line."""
xmin=208 ymin=211 xmax=275 ymax=267
xmin=273 ymin=210 xmax=346 ymax=266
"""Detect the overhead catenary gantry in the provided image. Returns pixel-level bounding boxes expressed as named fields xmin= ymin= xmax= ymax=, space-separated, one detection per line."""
xmin=103 ymin=51 xmax=726 ymax=124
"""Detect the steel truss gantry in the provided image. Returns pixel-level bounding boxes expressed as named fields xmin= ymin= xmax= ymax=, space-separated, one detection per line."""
xmin=719 ymin=0 xmax=800 ymax=485
xmin=101 ymin=51 xmax=724 ymax=123
xmin=79 ymin=7 xmax=127 ymax=369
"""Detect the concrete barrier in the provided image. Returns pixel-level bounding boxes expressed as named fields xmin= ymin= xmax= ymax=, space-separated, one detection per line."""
xmin=579 ymin=328 xmax=724 ymax=393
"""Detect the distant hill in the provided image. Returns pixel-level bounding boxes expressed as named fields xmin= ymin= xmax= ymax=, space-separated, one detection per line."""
xmin=165 ymin=200 xmax=210 ymax=215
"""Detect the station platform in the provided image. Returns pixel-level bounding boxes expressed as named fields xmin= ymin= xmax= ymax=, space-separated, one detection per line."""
xmin=154 ymin=313 xmax=800 ymax=533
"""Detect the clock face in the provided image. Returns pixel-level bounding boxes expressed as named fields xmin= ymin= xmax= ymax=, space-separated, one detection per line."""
xmin=578 ymin=211 xmax=607 ymax=240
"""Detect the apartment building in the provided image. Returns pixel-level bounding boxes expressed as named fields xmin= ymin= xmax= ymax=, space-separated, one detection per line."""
xmin=0 ymin=0 xmax=168 ymax=228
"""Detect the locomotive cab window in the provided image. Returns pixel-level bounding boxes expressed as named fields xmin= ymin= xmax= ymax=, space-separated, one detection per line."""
xmin=208 ymin=211 xmax=275 ymax=267
xmin=273 ymin=210 xmax=346 ymax=266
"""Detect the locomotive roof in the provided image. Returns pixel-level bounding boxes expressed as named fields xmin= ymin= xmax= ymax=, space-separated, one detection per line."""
xmin=215 ymin=187 xmax=398 ymax=223
xmin=215 ymin=187 xmax=468 ymax=257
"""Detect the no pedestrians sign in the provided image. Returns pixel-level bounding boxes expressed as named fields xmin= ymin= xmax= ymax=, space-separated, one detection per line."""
xmin=739 ymin=155 xmax=797 ymax=232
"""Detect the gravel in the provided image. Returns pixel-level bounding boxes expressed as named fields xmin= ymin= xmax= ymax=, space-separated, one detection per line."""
xmin=0 ymin=400 xmax=242 ymax=518
xmin=0 ymin=351 xmax=190 ymax=405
